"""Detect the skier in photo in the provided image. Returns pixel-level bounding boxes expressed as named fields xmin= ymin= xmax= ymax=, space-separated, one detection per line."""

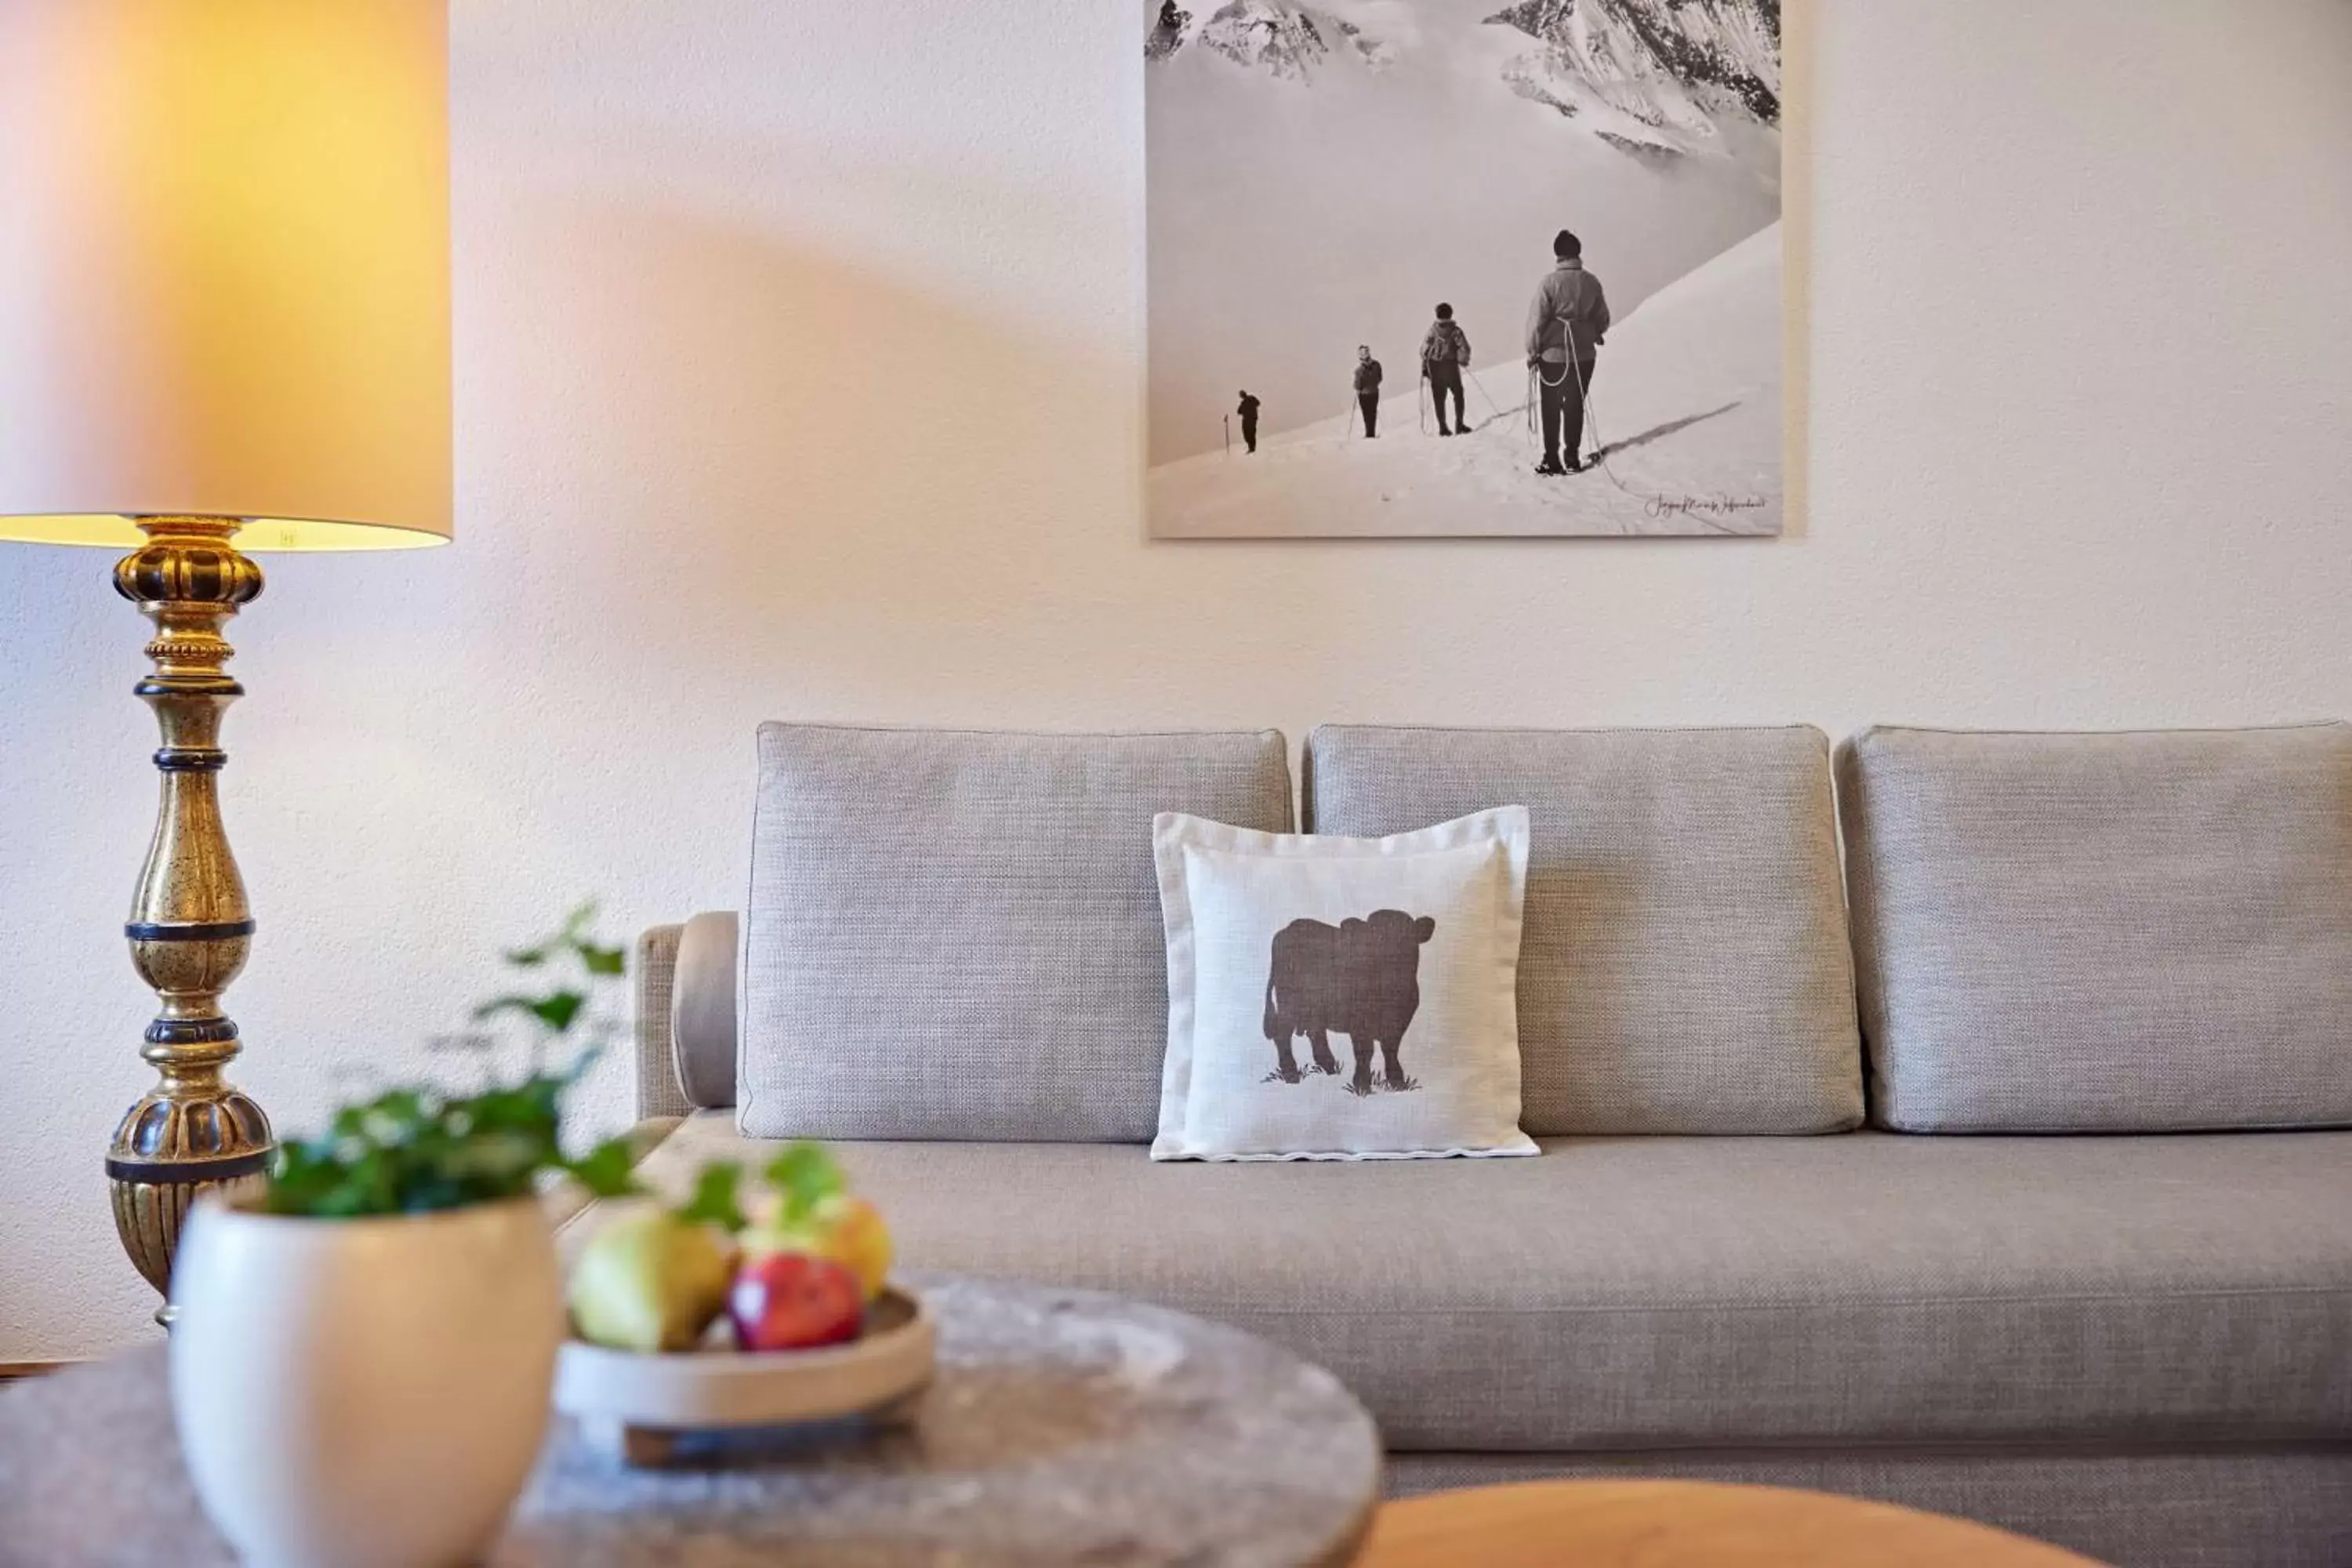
xmin=1353 ymin=345 xmax=1384 ymax=437
xmin=1145 ymin=2 xmax=1189 ymax=60
xmin=1421 ymin=303 xmax=1472 ymax=437
xmin=1236 ymin=390 xmax=1261 ymax=453
xmin=1524 ymin=229 xmax=1610 ymax=475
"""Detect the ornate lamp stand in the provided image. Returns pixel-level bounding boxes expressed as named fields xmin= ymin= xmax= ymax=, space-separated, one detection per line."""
xmin=1 ymin=0 xmax=449 ymax=1319
xmin=103 ymin=517 xmax=275 ymax=1319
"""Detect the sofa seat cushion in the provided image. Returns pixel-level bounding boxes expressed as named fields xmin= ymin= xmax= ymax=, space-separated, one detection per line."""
xmin=625 ymin=1114 xmax=2352 ymax=1453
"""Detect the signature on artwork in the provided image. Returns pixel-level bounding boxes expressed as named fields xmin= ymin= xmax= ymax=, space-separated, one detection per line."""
xmin=1645 ymin=492 xmax=1772 ymax=521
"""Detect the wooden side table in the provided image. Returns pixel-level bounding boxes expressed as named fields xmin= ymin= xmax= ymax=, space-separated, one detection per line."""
xmin=1352 ymin=1479 xmax=2107 ymax=1566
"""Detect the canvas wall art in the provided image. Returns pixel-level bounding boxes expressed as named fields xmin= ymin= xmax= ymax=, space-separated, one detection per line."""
xmin=1145 ymin=0 xmax=1784 ymax=538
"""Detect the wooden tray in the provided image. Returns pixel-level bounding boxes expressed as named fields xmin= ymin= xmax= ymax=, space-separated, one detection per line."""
xmin=554 ymin=1287 xmax=934 ymax=1465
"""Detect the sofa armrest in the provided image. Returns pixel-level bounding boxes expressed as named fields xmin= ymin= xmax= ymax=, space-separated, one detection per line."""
xmin=673 ymin=910 xmax=740 ymax=1110
xmin=633 ymin=924 xmax=691 ymax=1120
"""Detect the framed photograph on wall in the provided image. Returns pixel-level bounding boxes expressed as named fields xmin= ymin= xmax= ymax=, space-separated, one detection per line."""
xmin=1145 ymin=1 xmax=1784 ymax=538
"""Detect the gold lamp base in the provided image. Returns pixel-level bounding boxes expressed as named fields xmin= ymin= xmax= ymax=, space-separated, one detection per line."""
xmin=102 ymin=517 xmax=275 ymax=1322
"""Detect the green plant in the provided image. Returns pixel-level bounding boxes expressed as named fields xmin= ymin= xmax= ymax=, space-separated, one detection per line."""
xmin=263 ymin=903 xmax=641 ymax=1218
xmin=663 ymin=1141 xmax=845 ymax=1237
xmin=475 ymin=900 xmax=626 ymax=1036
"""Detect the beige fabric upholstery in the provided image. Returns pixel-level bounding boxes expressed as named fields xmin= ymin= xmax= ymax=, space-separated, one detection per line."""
xmin=630 ymin=923 xmax=689 ymax=1121
xmin=622 ymin=1114 xmax=2352 ymax=1454
xmin=1840 ymin=722 xmax=2352 ymax=1131
xmin=740 ymin=724 xmax=1294 ymax=1143
xmin=1306 ymin=724 xmax=1862 ymax=1134
xmin=671 ymin=910 xmax=739 ymax=1109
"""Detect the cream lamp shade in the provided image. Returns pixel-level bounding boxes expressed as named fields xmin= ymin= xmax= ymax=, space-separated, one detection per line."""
xmin=0 ymin=0 xmax=451 ymax=551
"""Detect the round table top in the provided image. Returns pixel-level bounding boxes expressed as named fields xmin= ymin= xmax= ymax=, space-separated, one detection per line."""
xmin=0 ymin=1275 xmax=1379 ymax=1568
xmin=1352 ymin=1480 xmax=2107 ymax=1567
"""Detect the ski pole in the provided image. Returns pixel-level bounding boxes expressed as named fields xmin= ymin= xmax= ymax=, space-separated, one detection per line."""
xmin=1223 ymin=414 xmax=1230 ymax=457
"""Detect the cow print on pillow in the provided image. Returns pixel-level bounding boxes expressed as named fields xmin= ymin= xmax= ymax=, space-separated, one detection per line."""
xmin=1262 ymin=910 xmax=1436 ymax=1095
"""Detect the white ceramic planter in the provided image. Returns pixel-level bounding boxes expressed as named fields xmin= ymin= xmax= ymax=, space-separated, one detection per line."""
xmin=170 ymin=1195 xmax=563 ymax=1568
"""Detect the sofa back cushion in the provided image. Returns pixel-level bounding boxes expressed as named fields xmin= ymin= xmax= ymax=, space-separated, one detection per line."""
xmin=1838 ymin=723 xmax=2352 ymax=1132
xmin=741 ymin=724 xmax=1294 ymax=1142
xmin=1306 ymin=725 xmax=1862 ymax=1134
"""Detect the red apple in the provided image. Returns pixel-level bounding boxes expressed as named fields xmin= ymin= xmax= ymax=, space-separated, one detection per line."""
xmin=728 ymin=1251 xmax=863 ymax=1352
xmin=740 ymin=1194 xmax=895 ymax=1302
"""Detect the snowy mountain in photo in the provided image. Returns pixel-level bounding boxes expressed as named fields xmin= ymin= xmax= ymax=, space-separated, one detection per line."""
xmin=1485 ymin=0 xmax=1779 ymax=158
xmin=1150 ymin=222 xmax=1782 ymax=537
xmin=1147 ymin=0 xmax=1773 ymax=151
xmin=1146 ymin=2 xmax=1392 ymax=78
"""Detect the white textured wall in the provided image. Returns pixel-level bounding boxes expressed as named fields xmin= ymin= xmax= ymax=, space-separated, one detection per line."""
xmin=3 ymin=1 xmax=2349 ymax=1359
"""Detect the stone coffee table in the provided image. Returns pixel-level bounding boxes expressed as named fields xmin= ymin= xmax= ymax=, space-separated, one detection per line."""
xmin=0 ymin=1276 xmax=1381 ymax=1566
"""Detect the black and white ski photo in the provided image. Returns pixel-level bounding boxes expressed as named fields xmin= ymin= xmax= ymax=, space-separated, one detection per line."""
xmin=1145 ymin=0 xmax=1783 ymax=537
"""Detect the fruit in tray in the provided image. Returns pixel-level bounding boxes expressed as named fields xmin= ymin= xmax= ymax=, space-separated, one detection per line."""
xmin=728 ymin=1252 xmax=865 ymax=1351
xmin=742 ymin=1192 xmax=893 ymax=1302
xmin=567 ymin=1209 xmax=735 ymax=1353
xmin=568 ymin=1140 xmax=896 ymax=1356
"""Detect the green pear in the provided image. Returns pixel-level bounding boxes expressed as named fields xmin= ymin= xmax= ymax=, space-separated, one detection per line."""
xmin=568 ymin=1207 xmax=733 ymax=1352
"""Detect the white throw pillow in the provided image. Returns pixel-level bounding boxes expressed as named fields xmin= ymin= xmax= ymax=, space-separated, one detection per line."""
xmin=1152 ymin=807 xmax=1537 ymax=1161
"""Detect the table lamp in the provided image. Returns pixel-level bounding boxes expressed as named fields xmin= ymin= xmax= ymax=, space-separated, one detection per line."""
xmin=0 ymin=0 xmax=451 ymax=1316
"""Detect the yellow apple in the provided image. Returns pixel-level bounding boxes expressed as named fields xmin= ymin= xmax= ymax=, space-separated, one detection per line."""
xmin=811 ymin=1193 xmax=893 ymax=1301
xmin=741 ymin=1194 xmax=893 ymax=1301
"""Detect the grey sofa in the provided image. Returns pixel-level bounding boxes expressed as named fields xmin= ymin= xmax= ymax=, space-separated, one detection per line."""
xmin=604 ymin=721 xmax=2352 ymax=1567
